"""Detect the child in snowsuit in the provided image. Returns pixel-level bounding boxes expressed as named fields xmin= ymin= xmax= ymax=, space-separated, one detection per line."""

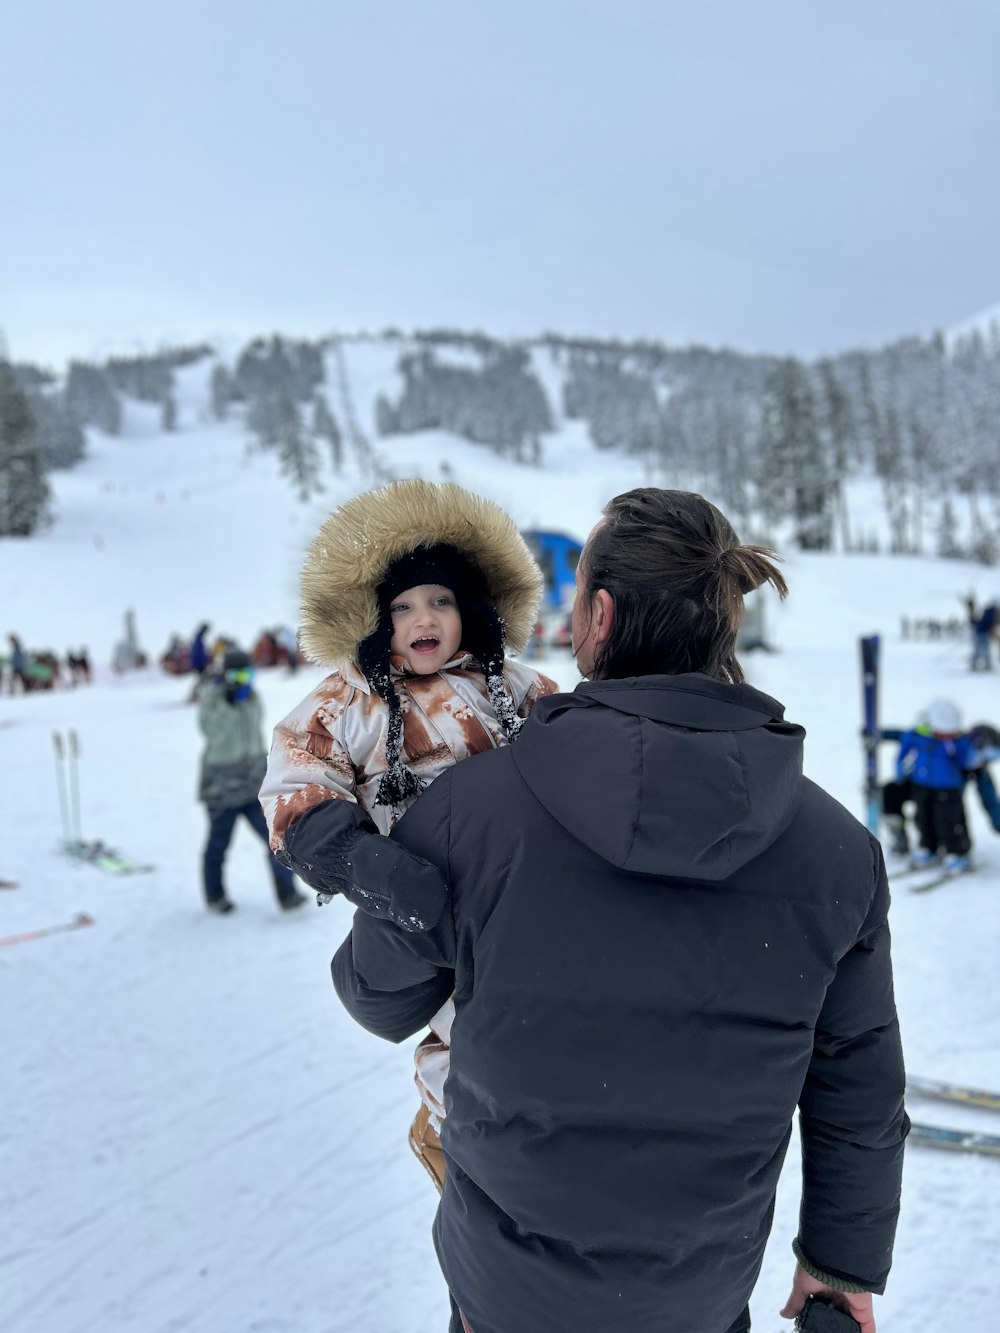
xmin=260 ymin=479 xmax=558 ymax=1190
xmin=896 ymin=698 xmax=982 ymax=874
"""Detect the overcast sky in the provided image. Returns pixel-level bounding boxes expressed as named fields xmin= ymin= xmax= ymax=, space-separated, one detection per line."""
xmin=2 ymin=0 xmax=998 ymax=367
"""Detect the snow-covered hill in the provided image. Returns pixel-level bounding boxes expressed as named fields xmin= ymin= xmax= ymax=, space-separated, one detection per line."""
xmin=948 ymin=299 xmax=1000 ymax=346
xmin=2 ymin=341 xmax=655 ymax=662
xmin=2 ymin=348 xmax=999 ymax=1332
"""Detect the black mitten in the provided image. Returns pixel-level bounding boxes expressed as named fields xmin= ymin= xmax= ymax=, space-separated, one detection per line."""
xmin=278 ymin=800 xmax=448 ymax=932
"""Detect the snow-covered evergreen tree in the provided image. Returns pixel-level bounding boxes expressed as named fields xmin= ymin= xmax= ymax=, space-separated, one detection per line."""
xmin=757 ymin=358 xmax=831 ymax=550
xmin=816 ymin=359 xmax=855 ymax=550
xmin=0 ymin=362 xmax=50 ymax=536
xmin=936 ymin=497 xmax=964 ymax=559
xmin=312 ymin=394 xmax=343 ymax=472
xmin=26 ymin=391 xmax=86 ymax=471
xmin=275 ymin=395 xmax=322 ymax=501
xmin=210 ymin=365 xmax=231 ymax=421
xmin=65 ymin=362 xmax=122 ymax=435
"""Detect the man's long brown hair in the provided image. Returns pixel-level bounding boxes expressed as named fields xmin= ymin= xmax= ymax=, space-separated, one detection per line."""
xmin=581 ymin=489 xmax=788 ymax=684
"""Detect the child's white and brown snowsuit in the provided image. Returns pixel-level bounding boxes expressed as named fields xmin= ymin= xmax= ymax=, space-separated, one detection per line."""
xmin=260 ymin=479 xmax=558 ymax=1189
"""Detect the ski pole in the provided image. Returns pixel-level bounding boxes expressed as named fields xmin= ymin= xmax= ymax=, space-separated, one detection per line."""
xmin=0 ymin=912 xmax=95 ymax=948
xmin=859 ymin=635 xmax=881 ymax=836
xmin=68 ymin=729 xmax=83 ymax=851
xmin=52 ymin=731 xmax=72 ymax=852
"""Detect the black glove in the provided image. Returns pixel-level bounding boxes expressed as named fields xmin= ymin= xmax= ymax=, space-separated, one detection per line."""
xmin=278 ymin=800 xmax=448 ymax=932
xmin=795 ymin=1297 xmax=861 ymax=1332
xmin=970 ymin=721 xmax=1000 ymax=749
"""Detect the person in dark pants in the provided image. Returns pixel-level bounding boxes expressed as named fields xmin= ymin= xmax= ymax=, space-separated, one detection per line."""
xmin=324 ymin=490 xmax=907 ymax=1333
xmin=880 ymin=775 xmax=914 ymax=856
xmin=964 ymin=595 xmax=997 ymax=672
xmin=896 ymin=698 xmax=982 ymax=875
xmin=198 ymin=648 xmax=305 ymax=914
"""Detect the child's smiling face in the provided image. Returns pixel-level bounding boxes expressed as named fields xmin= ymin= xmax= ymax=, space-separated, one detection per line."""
xmin=388 ymin=583 xmax=463 ymax=674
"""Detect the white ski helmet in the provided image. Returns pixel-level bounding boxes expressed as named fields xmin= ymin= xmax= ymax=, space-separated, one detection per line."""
xmin=926 ymin=698 xmax=962 ymax=735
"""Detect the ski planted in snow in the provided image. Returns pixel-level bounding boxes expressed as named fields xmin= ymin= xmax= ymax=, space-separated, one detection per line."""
xmin=0 ymin=912 xmax=95 ymax=948
xmin=859 ymin=634 xmax=881 ymax=837
xmin=52 ymin=731 xmax=154 ymax=874
xmin=907 ymin=1121 xmax=1000 ymax=1157
xmin=907 ymin=1075 xmax=1000 ymax=1111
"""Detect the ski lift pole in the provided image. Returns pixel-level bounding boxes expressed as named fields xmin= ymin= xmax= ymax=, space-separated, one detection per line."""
xmin=68 ymin=729 xmax=83 ymax=851
xmin=859 ymin=634 xmax=881 ymax=837
xmin=52 ymin=731 xmax=73 ymax=852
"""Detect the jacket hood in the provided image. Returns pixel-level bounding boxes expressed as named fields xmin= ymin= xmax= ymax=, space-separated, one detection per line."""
xmin=510 ymin=673 xmax=804 ymax=880
xmin=299 ymin=479 xmax=544 ymax=668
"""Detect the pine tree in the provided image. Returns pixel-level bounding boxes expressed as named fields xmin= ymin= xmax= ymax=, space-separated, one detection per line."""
xmin=210 ymin=365 xmax=231 ymax=421
xmin=757 ymin=358 xmax=831 ymax=549
xmin=65 ymin=362 xmax=122 ymax=435
xmin=817 ymin=359 xmax=855 ymax=551
xmin=29 ymin=392 xmax=86 ymax=470
xmin=275 ymin=394 xmax=322 ymax=500
xmin=936 ymin=497 xmax=964 ymax=559
xmin=312 ymin=394 xmax=343 ymax=471
xmin=0 ymin=361 xmax=50 ymax=536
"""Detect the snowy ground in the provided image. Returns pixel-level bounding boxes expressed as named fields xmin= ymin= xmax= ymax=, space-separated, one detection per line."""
xmin=3 ymin=595 xmax=999 ymax=1333
xmin=2 ymin=399 xmax=1000 ymax=1331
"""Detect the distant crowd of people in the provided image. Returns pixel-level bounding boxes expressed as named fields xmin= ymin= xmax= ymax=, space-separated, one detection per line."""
xmin=898 ymin=594 xmax=999 ymax=672
xmin=161 ymin=622 xmax=300 ymax=677
xmin=2 ymin=619 xmax=303 ymax=699
xmin=3 ymin=634 xmax=91 ymax=693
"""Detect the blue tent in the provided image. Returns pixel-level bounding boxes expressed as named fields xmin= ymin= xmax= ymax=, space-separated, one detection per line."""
xmin=521 ymin=530 xmax=584 ymax=610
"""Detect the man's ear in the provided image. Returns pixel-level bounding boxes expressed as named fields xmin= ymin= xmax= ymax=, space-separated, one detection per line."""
xmin=593 ymin=589 xmax=614 ymax=646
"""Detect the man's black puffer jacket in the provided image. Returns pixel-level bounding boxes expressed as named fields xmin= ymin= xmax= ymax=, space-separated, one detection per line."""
xmin=332 ymin=674 xmax=908 ymax=1333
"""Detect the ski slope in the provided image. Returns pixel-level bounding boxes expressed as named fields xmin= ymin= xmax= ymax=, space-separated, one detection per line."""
xmin=2 ymin=389 xmax=1000 ymax=1332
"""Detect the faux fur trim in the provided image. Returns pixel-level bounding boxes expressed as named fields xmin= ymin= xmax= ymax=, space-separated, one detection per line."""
xmin=299 ymin=480 xmax=545 ymax=667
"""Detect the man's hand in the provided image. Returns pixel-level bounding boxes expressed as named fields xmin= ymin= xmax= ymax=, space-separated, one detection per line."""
xmin=780 ymin=1264 xmax=874 ymax=1333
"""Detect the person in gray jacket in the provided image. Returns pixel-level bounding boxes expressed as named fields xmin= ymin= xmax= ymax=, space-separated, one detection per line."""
xmin=198 ymin=648 xmax=305 ymax=914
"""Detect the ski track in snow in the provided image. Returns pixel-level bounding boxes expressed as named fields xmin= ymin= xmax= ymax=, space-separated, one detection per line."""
xmin=2 ymin=390 xmax=1000 ymax=1330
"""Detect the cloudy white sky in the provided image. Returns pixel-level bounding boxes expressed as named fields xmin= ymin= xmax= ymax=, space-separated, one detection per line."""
xmin=2 ymin=0 xmax=998 ymax=367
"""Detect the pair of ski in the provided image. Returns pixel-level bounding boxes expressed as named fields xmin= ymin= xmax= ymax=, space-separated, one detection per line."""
xmin=888 ymin=859 xmax=981 ymax=895
xmin=52 ymin=730 xmax=153 ymax=874
xmin=907 ymin=1075 xmax=1000 ymax=1157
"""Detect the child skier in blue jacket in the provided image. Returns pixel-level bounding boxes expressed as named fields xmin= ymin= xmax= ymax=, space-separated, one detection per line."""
xmin=896 ymin=698 xmax=981 ymax=873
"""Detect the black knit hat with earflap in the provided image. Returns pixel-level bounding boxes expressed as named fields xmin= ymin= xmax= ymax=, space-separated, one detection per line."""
xmin=357 ymin=543 xmax=525 ymax=808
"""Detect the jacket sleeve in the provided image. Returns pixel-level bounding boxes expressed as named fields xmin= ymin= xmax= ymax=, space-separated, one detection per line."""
xmin=796 ymin=840 xmax=909 ymax=1294
xmin=506 ymin=661 xmax=560 ymax=719
xmin=331 ymin=769 xmax=456 ymax=1041
xmin=894 ymin=731 xmax=916 ymax=781
xmin=281 ymin=798 xmax=450 ymax=931
xmin=259 ymin=683 xmax=359 ymax=854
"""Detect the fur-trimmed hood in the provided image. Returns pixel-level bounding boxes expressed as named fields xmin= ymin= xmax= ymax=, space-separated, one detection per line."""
xmin=299 ymin=480 xmax=545 ymax=667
